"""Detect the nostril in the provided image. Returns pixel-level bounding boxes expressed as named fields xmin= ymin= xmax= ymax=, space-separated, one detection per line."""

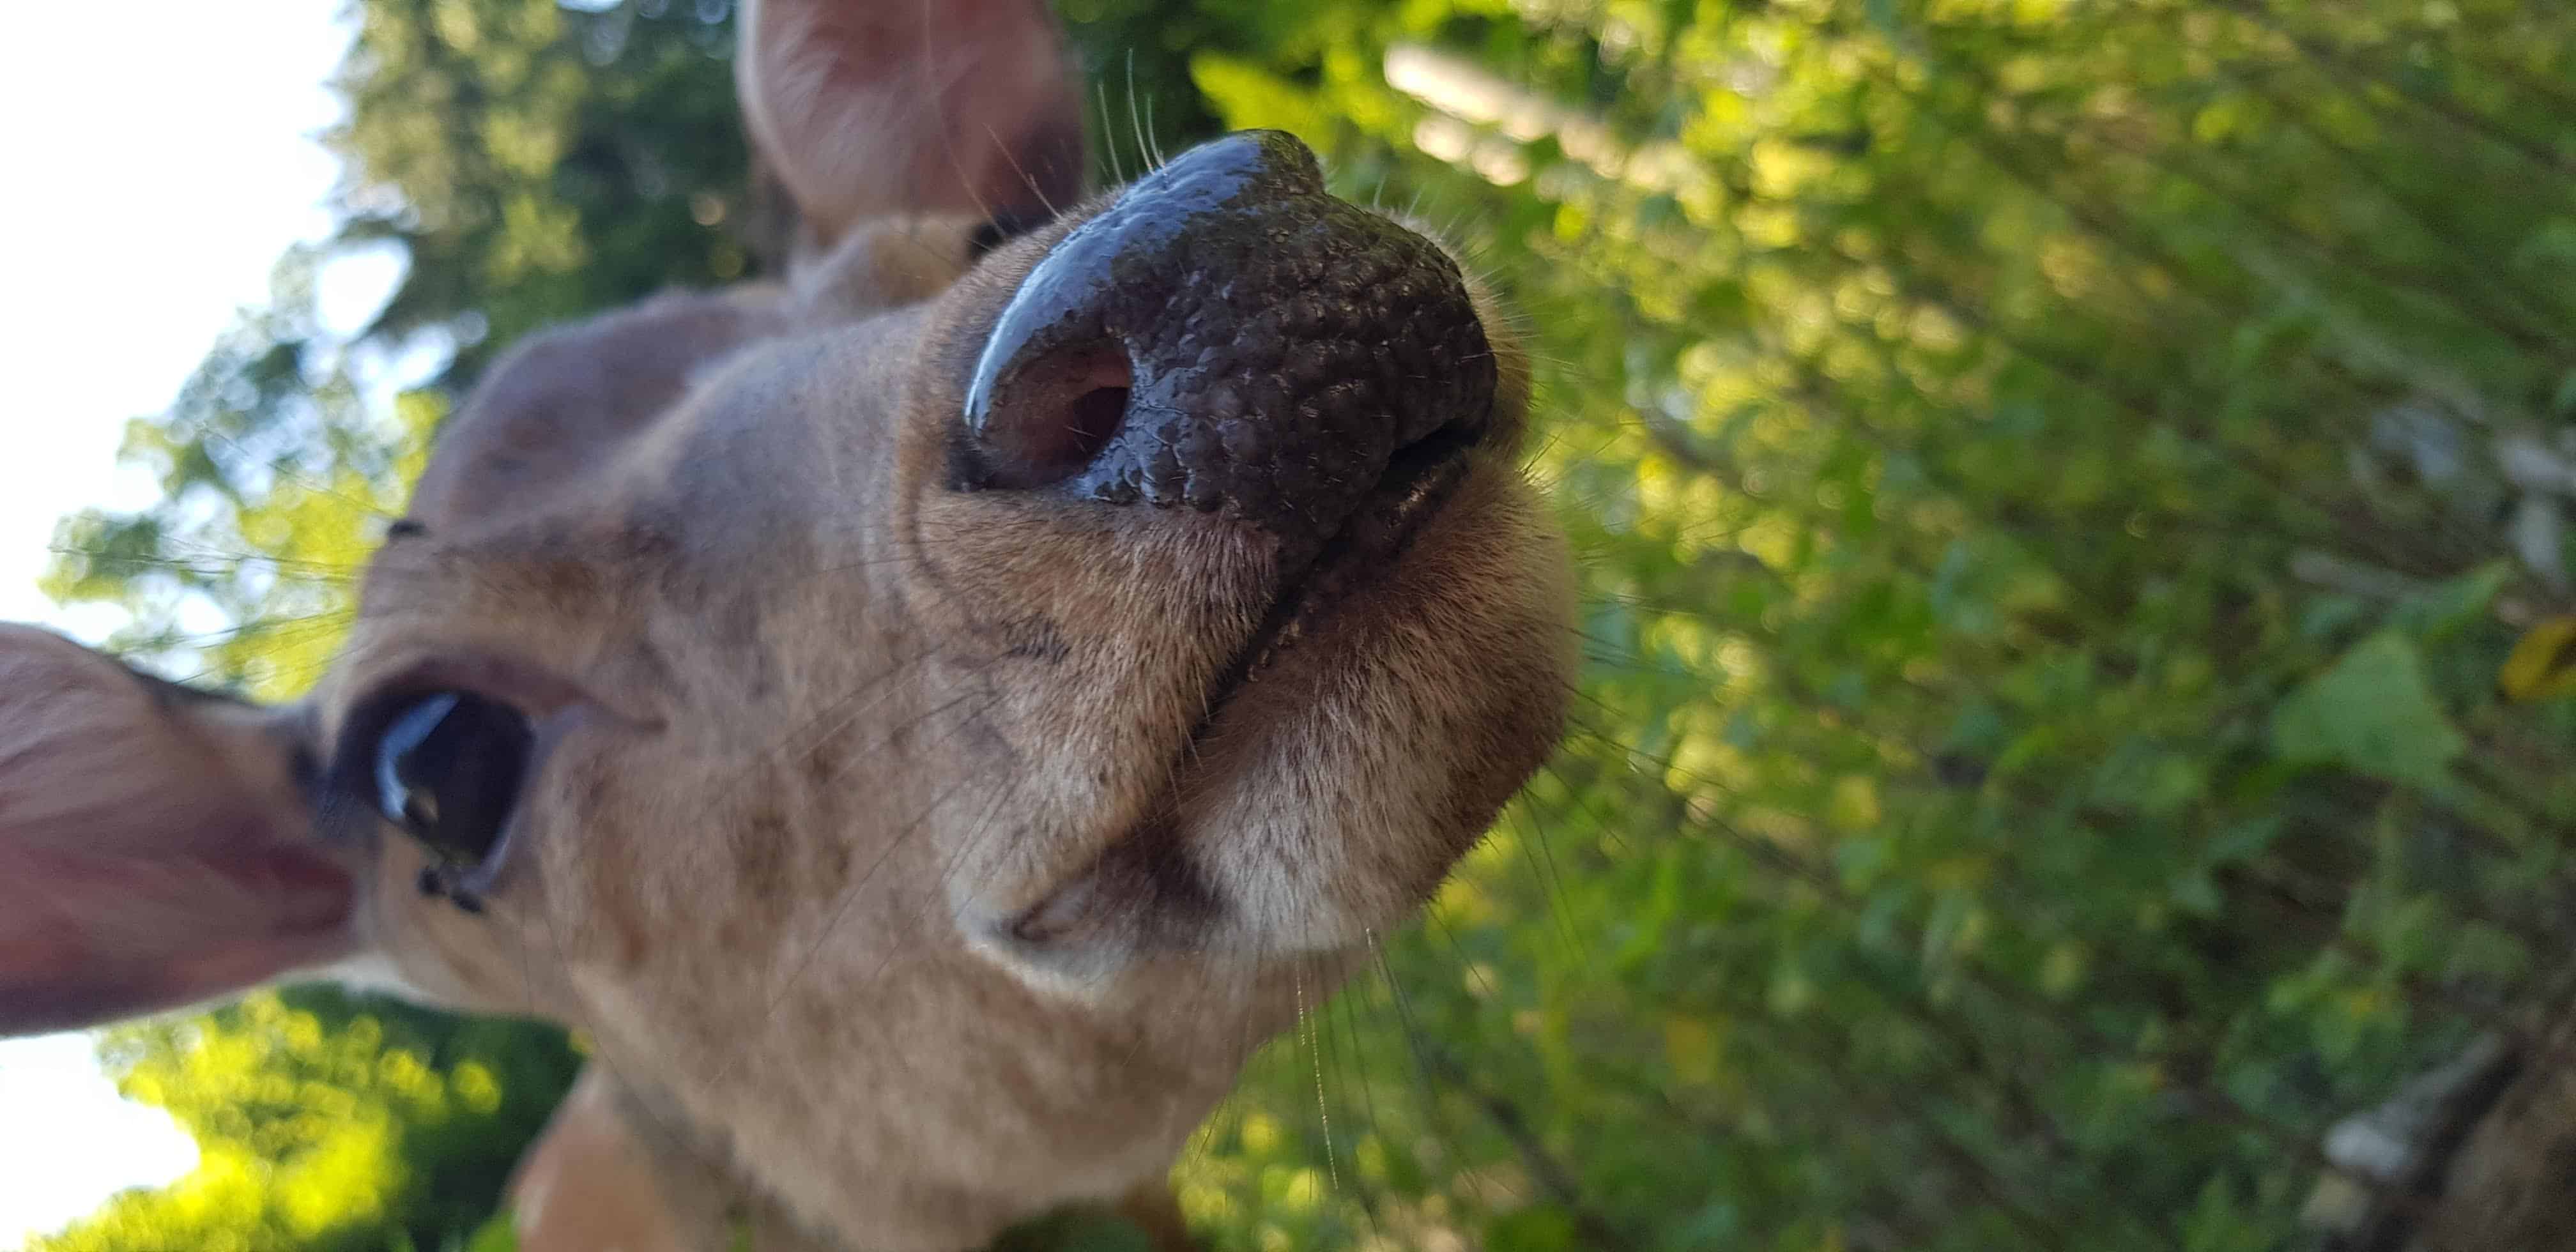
xmin=962 ymin=341 xmax=1133 ymax=491
xmin=1067 ymin=384 xmax=1128 ymax=447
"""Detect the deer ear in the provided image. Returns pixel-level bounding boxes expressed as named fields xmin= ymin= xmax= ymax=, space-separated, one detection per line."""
xmin=0 ymin=625 xmax=358 ymax=1036
xmin=737 ymin=0 xmax=1090 ymax=246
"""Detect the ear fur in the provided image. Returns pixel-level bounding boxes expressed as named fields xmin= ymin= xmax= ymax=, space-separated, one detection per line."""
xmin=0 ymin=625 xmax=358 ymax=1035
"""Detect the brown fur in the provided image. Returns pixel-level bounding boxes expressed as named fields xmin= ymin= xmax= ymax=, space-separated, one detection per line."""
xmin=0 ymin=3 xmax=1574 ymax=1248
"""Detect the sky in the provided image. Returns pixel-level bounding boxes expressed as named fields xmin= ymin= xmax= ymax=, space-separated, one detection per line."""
xmin=0 ymin=4 xmax=364 ymax=1244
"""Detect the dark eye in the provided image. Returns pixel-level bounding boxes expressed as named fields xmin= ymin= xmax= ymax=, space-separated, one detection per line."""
xmin=372 ymin=690 xmax=533 ymax=871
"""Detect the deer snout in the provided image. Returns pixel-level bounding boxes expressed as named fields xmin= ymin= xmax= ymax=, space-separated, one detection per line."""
xmin=955 ymin=130 xmax=1498 ymax=561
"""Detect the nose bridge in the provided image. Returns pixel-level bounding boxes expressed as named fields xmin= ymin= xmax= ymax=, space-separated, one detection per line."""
xmin=957 ymin=130 xmax=1495 ymax=547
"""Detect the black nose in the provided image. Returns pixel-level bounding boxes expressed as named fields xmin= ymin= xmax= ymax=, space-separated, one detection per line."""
xmin=956 ymin=130 xmax=1495 ymax=551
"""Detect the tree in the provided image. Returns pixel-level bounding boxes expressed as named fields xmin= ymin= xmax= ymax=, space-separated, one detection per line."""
xmin=37 ymin=0 xmax=2576 ymax=1248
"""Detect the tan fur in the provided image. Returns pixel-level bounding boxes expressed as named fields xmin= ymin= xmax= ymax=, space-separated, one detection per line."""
xmin=0 ymin=8 xmax=1574 ymax=1249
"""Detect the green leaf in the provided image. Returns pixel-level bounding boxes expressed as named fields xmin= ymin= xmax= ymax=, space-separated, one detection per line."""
xmin=2388 ymin=561 xmax=2512 ymax=641
xmin=2269 ymin=632 xmax=2466 ymax=793
xmin=985 ymin=1209 xmax=1155 ymax=1252
xmin=464 ymin=1215 xmax=517 ymax=1252
xmin=1486 ymin=1205 xmax=1579 ymax=1252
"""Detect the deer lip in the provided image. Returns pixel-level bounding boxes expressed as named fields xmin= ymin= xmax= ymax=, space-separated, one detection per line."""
xmin=1190 ymin=420 xmax=1481 ymax=724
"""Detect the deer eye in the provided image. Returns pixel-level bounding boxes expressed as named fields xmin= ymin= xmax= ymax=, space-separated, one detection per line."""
xmin=371 ymin=690 xmax=533 ymax=875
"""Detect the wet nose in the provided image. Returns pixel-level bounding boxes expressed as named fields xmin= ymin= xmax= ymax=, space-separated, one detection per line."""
xmin=956 ymin=130 xmax=1495 ymax=550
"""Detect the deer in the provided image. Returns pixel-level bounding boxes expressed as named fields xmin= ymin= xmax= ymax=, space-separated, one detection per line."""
xmin=0 ymin=1 xmax=1575 ymax=1247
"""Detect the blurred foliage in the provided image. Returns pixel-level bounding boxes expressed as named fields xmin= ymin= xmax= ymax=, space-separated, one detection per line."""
xmin=33 ymin=988 xmax=578 ymax=1252
xmin=34 ymin=0 xmax=2576 ymax=1248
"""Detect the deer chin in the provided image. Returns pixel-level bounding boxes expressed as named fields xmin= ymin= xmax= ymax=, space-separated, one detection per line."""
xmin=978 ymin=439 xmax=1573 ymax=988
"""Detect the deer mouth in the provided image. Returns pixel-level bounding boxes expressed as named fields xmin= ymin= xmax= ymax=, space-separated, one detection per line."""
xmin=1193 ymin=418 xmax=1486 ymax=719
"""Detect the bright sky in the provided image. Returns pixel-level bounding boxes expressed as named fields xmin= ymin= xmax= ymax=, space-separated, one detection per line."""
xmin=0 ymin=4 xmax=360 ymax=1244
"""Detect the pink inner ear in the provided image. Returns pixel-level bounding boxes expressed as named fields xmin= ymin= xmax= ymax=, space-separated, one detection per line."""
xmin=739 ymin=0 xmax=1089 ymax=243
xmin=0 ymin=841 xmax=356 ymax=1037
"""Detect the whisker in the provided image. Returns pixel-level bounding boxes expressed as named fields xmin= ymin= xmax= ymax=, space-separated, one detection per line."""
xmin=1124 ymin=51 xmax=1151 ymax=176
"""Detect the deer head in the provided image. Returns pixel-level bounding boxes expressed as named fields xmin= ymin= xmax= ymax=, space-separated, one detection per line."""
xmin=0 ymin=1 xmax=1575 ymax=1247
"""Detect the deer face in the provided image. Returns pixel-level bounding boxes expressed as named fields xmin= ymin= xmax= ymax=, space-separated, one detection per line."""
xmin=0 ymin=3 xmax=1573 ymax=1248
